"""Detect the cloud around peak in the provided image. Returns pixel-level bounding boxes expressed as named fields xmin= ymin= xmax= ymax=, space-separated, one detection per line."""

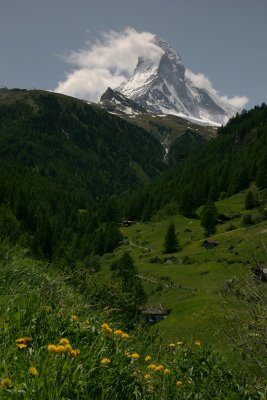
xmin=185 ymin=69 xmax=249 ymax=110
xmin=55 ymin=28 xmax=163 ymax=101
xmin=55 ymin=27 xmax=249 ymax=110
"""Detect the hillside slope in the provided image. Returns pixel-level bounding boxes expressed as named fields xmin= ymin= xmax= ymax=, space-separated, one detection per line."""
xmin=121 ymin=104 xmax=267 ymax=220
xmin=0 ymin=88 xmax=165 ymax=261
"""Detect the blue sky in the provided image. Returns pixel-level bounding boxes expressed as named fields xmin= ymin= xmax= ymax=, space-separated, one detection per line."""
xmin=1 ymin=0 xmax=266 ymax=109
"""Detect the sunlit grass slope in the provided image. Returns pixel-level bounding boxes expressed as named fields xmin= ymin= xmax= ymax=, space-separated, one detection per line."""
xmin=113 ymin=191 xmax=267 ymax=360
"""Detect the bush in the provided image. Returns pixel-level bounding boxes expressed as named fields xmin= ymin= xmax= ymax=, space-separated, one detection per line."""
xmin=241 ymin=213 xmax=254 ymax=225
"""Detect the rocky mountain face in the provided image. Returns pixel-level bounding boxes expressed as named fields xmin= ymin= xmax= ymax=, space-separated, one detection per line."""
xmin=100 ymin=87 xmax=147 ymax=115
xmin=99 ymin=36 xmax=237 ymax=126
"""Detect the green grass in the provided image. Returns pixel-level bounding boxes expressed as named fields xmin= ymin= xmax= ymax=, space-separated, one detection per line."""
xmin=111 ymin=190 xmax=267 ymax=368
xmin=0 ymin=191 xmax=266 ymax=398
xmin=1 ymin=241 xmax=263 ymax=399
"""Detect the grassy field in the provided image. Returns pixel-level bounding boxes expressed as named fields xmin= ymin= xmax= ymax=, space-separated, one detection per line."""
xmin=106 ymin=191 xmax=267 ymax=365
xmin=1 ymin=241 xmax=263 ymax=398
xmin=0 ymin=191 xmax=266 ymax=397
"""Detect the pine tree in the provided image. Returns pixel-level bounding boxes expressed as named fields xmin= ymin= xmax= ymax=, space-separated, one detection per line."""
xmin=245 ymin=190 xmax=255 ymax=210
xmin=200 ymin=199 xmax=218 ymax=237
xmin=164 ymin=222 xmax=179 ymax=253
xmin=110 ymin=252 xmax=147 ymax=310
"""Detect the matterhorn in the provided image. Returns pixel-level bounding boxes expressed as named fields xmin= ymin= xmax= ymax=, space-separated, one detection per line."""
xmin=100 ymin=36 xmax=238 ymax=125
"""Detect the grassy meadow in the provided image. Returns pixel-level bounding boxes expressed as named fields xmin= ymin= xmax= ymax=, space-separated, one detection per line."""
xmin=106 ymin=190 xmax=267 ymax=365
xmin=0 ymin=190 xmax=266 ymax=398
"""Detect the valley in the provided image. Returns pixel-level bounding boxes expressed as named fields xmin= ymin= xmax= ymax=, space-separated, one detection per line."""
xmin=0 ymin=88 xmax=266 ymax=398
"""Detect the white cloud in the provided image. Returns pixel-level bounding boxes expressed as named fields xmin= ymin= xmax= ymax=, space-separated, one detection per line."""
xmin=55 ymin=27 xmax=163 ymax=101
xmin=185 ymin=69 xmax=249 ymax=110
xmin=55 ymin=28 xmax=249 ymax=111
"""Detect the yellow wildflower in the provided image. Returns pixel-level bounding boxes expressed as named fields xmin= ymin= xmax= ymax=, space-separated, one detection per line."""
xmin=168 ymin=343 xmax=175 ymax=348
xmin=16 ymin=337 xmax=32 ymax=344
xmin=70 ymin=349 xmax=80 ymax=357
xmin=125 ymin=351 xmax=131 ymax=357
xmin=155 ymin=365 xmax=164 ymax=371
xmin=121 ymin=332 xmax=129 ymax=339
xmin=194 ymin=340 xmax=201 ymax=347
xmin=101 ymin=323 xmax=112 ymax=334
xmin=114 ymin=329 xmax=123 ymax=337
xmin=71 ymin=315 xmax=79 ymax=321
xmin=56 ymin=345 xmax=67 ymax=353
xmin=16 ymin=343 xmax=27 ymax=349
xmin=29 ymin=367 xmax=38 ymax=376
xmin=1 ymin=378 xmax=11 ymax=389
xmin=145 ymin=355 xmax=152 ymax=362
xmin=176 ymin=380 xmax=183 ymax=386
xmin=64 ymin=344 xmax=73 ymax=353
xmin=148 ymin=364 xmax=157 ymax=371
xmin=131 ymin=352 xmax=140 ymax=359
xmin=177 ymin=341 xmax=183 ymax=346
xmin=101 ymin=357 xmax=111 ymax=365
xmin=144 ymin=374 xmax=151 ymax=380
xmin=47 ymin=344 xmax=58 ymax=352
xmin=164 ymin=368 xmax=171 ymax=375
xmin=59 ymin=338 xmax=69 ymax=345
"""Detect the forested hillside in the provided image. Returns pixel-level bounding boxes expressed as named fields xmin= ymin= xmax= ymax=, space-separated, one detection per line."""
xmin=0 ymin=89 xmax=164 ymax=262
xmin=121 ymin=104 xmax=267 ymax=221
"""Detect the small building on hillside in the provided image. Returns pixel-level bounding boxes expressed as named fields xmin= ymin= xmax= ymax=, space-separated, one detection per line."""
xmin=122 ymin=220 xmax=135 ymax=227
xmin=141 ymin=304 xmax=170 ymax=325
xmin=202 ymin=240 xmax=221 ymax=250
xmin=255 ymin=263 xmax=267 ymax=282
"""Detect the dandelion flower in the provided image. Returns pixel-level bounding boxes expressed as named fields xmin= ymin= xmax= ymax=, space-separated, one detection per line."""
xmin=16 ymin=337 xmax=32 ymax=344
xmin=101 ymin=323 xmax=112 ymax=334
xmin=59 ymin=338 xmax=69 ymax=345
xmin=29 ymin=367 xmax=38 ymax=376
xmin=131 ymin=352 xmax=140 ymax=359
xmin=155 ymin=365 xmax=164 ymax=371
xmin=101 ymin=357 xmax=110 ymax=365
xmin=16 ymin=343 xmax=27 ymax=349
xmin=47 ymin=344 xmax=58 ymax=352
xmin=121 ymin=333 xmax=129 ymax=339
xmin=168 ymin=343 xmax=175 ymax=348
xmin=145 ymin=355 xmax=152 ymax=362
xmin=194 ymin=340 xmax=201 ymax=347
xmin=125 ymin=351 xmax=131 ymax=357
xmin=56 ymin=345 xmax=67 ymax=353
xmin=71 ymin=315 xmax=79 ymax=321
xmin=70 ymin=349 xmax=80 ymax=357
xmin=177 ymin=341 xmax=183 ymax=346
xmin=64 ymin=344 xmax=73 ymax=353
xmin=164 ymin=368 xmax=171 ymax=375
xmin=176 ymin=380 xmax=183 ymax=386
xmin=144 ymin=374 xmax=151 ymax=380
xmin=114 ymin=329 xmax=123 ymax=337
xmin=1 ymin=378 xmax=11 ymax=389
xmin=148 ymin=364 xmax=157 ymax=371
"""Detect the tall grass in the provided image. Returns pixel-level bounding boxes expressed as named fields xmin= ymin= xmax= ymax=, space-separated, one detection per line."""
xmin=0 ymin=241 xmax=264 ymax=399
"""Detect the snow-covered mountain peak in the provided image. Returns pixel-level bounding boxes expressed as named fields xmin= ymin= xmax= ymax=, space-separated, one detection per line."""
xmin=153 ymin=35 xmax=183 ymax=67
xmin=100 ymin=35 xmax=238 ymax=126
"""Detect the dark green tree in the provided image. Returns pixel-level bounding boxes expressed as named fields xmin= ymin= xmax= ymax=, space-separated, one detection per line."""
xmin=164 ymin=222 xmax=179 ymax=253
xmin=179 ymin=186 xmax=196 ymax=217
xmin=200 ymin=199 xmax=218 ymax=237
xmin=110 ymin=252 xmax=147 ymax=326
xmin=245 ymin=190 xmax=255 ymax=210
xmin=104 ymin=223 xmax=123 ymax=253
